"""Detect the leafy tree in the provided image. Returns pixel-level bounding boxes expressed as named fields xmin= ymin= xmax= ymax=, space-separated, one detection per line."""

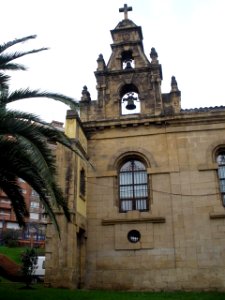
xmin=0 ymin=35 xmax=86 ymax=233
xmin=21 ymin=248 xmax=38 ymax=288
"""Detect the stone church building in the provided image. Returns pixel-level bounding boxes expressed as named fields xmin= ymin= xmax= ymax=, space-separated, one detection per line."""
xmin=45 ymin=5 xmax=225 ymax=291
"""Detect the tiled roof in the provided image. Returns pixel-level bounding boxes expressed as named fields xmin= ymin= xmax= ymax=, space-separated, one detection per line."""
xmin=181 ymin=106 xmax=225 ymax=113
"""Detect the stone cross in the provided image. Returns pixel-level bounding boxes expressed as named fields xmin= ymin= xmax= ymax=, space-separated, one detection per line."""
xmin=119 ymin=4 xmax=132 ymax=20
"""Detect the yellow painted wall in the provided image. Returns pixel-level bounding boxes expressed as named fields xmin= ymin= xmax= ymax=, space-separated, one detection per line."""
xmin=65 ymin=116 xmax=87 ymax=217
xmin=65 ymin=118 xmax=77 ymax=138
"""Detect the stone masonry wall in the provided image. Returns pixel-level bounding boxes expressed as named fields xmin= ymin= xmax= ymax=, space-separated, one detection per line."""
xmin=84 ymin=119 xmax=225 ymax=291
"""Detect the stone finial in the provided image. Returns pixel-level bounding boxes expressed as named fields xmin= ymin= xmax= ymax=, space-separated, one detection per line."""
xmin=97 ymin=54 xmax=104 ymax=61
xmin=81 ymin=85 xmax=91 ymax=102
xmin=171 ymin=76 xmax=179 ymax=92
xmin=150 ymin=47 xmax=158 ymax=64
xmin=97 ymin=53 xmax=106 ymax=71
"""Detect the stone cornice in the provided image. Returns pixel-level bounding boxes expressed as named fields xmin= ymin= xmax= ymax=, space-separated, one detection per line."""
xmin=81 ymin=110 xmax=225 ymax=133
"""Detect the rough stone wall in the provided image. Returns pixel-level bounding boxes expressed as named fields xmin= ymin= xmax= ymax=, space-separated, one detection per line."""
xmin=45 ymin=114 xmax=88 ymax=289
xmin=45 ymin=139 xmax=87 ymax=289
xmin=44 ymin=144 xmax=77 ymax=288
xmin=84 ymin=115 xmax=225 ymax=291
xmin=45 ymin=10 xmax=225 ymax=290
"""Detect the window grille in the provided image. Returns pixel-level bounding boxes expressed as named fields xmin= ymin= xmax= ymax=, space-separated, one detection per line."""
xmin=80 ymin=169 xmax=86 ymax=198
xmin=217 ymin=152 xmax=225 ymax=206
xmin=127 ymin=230 xmax=141 ymax=243
xmin=119 ymin=159 xmax=148 ymax=212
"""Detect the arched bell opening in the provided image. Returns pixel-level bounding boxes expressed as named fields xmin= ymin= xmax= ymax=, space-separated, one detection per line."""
xmin=121 ymin=50 xmax=135 ymax=70
xmin=120 ymin=84 xmax=140 ymax=115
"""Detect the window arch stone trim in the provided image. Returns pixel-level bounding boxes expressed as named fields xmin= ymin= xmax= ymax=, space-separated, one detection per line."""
xmin=206 ymin=140 xmax=225 ymax=163
xmin=107 ymin=147 xmax=157 ymax=171
xmin=198 ymin=141 xmax=225 ymax=171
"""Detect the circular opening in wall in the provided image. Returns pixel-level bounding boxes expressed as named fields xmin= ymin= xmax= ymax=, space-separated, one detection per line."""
xmin=127 ymin=230 xmax=141 ymax=243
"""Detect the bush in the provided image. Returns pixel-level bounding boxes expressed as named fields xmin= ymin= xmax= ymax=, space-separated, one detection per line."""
xmin=21 ymin=248 xmax=37 ymax=288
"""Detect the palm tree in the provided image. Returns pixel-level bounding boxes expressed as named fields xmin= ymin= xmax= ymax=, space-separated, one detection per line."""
xmin=0 ymin=34 xmax=78 ymax=110
xmin=0 ymin=35 xmax=84 ymax=232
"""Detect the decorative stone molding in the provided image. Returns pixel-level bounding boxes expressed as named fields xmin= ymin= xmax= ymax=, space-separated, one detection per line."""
xmin=102 ymin=216 xmax=165 ymax=225
xmin=209 ymin=212 xmax=225 ymax=219
xmin=198 ymin=163 xmax=218 ymax=171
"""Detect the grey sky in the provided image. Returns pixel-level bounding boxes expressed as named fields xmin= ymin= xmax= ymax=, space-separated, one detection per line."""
xmin=1 ymin=0 xmax=225 ymax=123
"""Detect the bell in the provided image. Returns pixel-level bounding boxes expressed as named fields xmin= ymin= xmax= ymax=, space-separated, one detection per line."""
xmin=125 ymin=98 xmax=136 ymax=110
xmin=125 ymin=61 xmax=132 ymax=69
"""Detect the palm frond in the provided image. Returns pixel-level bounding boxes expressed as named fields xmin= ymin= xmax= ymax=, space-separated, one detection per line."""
xmin=0 ymin=108 xmax=86 ymax=160
xmin=1 ymin=109 xmax=47 ymax=124
xmin=0 ymin=73 xmax=10 ymax=90
xmin=2 ymin=88 xmax=79 ymax=110
xmin=0 ymin=35 xmax=37 ymax=53
xmin=0 ymin=135 xmax=67 ymax=231
xmin=0 ymin=48 xmax=49 ymax=67
xmin=0 ymin=166 xmax=61 ymax=233
xmin=0 ymin=34 xmax=87 ymax=234
xmin=0 ymin=63 xmax=27 ymax=71
xmin=0 ymin=172 xmax=29 ymax=227
xmin=0 ymin=118 xmax=59 ymax=182
xmin=36 ymin=123 xmax=88 ymax=161
xmin=0 ymin=113 xmax=76 ymax=213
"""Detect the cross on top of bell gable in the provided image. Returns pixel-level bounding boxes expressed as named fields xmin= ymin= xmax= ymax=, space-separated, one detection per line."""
xmin=119 ymin=4 xmax=132 ymax=20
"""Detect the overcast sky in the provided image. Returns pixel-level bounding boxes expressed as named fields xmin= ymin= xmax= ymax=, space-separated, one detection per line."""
xmin=1 ymin=0 xmax=225 ymax=123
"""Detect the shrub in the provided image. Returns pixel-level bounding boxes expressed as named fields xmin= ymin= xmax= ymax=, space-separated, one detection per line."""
xmin=21 ymin=248 xmax=37 ymax=288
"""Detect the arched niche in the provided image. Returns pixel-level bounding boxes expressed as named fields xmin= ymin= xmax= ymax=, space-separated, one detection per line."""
xmin=120 ymin=83 xmax=140 ymax=115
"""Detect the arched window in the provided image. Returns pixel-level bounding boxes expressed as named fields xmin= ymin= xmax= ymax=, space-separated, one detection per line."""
xmin=119 ymin=159 xmax=149 ymax=212
xmin=216 ymin=151 xmax=225 ymax=206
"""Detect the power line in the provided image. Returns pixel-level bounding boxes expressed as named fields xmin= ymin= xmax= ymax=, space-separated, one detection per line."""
xmin=86 ymin=179 xmax=220 ymax=198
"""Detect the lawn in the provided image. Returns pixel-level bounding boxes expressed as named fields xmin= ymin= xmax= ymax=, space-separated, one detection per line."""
xmin=0 ymin=246 xmax=44 ymax=264
xmin=0 ymin=246 xmax=27 ymax=264
xmin=1 ymin=248 xmax=225 ymax=299
xmin=0 ymin=284 xmax=225 ymax=300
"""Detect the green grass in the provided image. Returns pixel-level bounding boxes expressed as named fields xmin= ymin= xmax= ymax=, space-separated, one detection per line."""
xmin=1 ymin=248 xmax=225 ymax=299
xmin=0 ymin=246 xmax=44 ymax=264
xmin=0 ymin=284 xmax=225 ymax=300
xmin=0 ymin=246 xmax=26 ymax=264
